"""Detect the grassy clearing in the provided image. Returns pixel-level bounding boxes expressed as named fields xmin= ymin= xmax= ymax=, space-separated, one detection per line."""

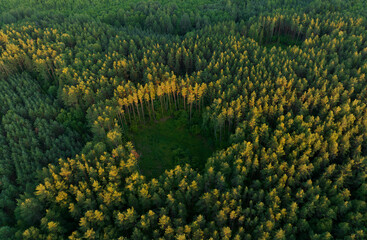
xmin=129 ymin=116 xmax=215 ymax=179
xmin=263 ymin=34 xmax=303 ymax=49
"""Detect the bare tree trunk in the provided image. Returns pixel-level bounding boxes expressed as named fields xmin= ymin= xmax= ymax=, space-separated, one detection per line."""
xmin=140 ymin=100 xmax=145 ymax=122
xmin=160 ymin=97 xmax=164 ymax=114
xmin=125 ymin=105 xmax=131 ymax=123
xmin=131 ymin=103 xmax=136 ymax=119
xmin=173 ymin=92 xmax=177 ymax=110
xmin=183 ymin=96 xmax=186 ymax=110
xmin=151 ymin=98 xmax=155 ymax=118
xmin=135 ymin=103 xmax=141 ymax=121
xmin=190 ymin=102 xmax=192 ymax=121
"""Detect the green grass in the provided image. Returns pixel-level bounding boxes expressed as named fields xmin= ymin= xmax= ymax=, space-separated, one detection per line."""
xmin=263 ymin=34 xmax=303 ymax=49
xmin=129 ymin=116 xmax=215 ymax=179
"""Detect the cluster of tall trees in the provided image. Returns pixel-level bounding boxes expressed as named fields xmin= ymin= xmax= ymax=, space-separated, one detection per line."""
xmin=0 ymin=73 xmax=83 ymax=237
xmin=0 ymin=0 xmax=366 ymax=239
xmin=113 ymin=79 xmax=208 ymax=123
xmin=2 ymin=0 xmax=355 ymax=35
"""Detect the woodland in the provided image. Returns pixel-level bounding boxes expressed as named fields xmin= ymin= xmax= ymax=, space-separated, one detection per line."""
xmin=0 ymin=0 xmax=366 ymax=239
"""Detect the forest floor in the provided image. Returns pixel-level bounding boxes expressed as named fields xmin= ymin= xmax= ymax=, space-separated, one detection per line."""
xmin=262 ymin=34 xmax=303 ymax=49
xmin=130 ymin=117 xmax=215 ymax=179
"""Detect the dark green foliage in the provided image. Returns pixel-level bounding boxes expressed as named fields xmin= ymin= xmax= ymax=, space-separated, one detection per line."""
xmin=0 ymin=73 xmax=83 ymax=229
xmin=56 ymin=108 xmax=90 ymax=138
xmin=0 ymin=226 xmax=16 ymax=240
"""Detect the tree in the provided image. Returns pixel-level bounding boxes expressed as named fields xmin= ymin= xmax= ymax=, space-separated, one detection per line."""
xmin=180 ymin=13 xmax=191 ymax=34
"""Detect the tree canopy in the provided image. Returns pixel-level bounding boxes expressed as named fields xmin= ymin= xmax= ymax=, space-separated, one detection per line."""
xmin=0 ymin=0 xmax=366 ymax=239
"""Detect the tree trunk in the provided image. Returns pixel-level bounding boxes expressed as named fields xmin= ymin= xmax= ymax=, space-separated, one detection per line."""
xmin=125 ymin=105 xmax=131 ymax=123
xmin=135 ymin=103 xmax=141 ymax=121
xmin=183 ymin=95 xmax=186 ymax=110
xmin=131 ymin=103 xmax=136 ymax=119
xmin=140 ymin=100 xmax=145 ymax=122
xmin=168 ymin=92 xmax=172 ymax=111
xmin=160 ymin=96 xmax=164 ymax=114
xmin=151 ymin=98 xmax=155 ymax=119
xmin=190 ymin=102 xmax=192 ymax=121
xmin=173 ymin=92 xmax=177 ymax=110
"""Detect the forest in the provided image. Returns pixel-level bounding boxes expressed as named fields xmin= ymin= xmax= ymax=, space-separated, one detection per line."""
xmin=0 ymin=0 xmax=366 ymax=239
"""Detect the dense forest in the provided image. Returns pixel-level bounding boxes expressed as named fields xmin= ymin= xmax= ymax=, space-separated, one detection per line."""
xmin=0 ymin=0 xmax=366 ymax=239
